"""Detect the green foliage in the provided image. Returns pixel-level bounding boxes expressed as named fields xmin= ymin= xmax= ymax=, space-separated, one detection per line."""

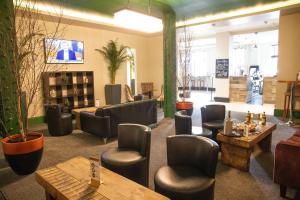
xmin=96 ymin=40 xmax=128 ymax=84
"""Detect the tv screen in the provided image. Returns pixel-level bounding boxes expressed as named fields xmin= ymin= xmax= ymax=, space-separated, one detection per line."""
xmin=44 ymin=38 xmax=84 ymax=64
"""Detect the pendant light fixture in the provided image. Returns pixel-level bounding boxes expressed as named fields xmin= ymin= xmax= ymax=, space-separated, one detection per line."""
xmin=114 ymin=0 xmax=163 ymax=33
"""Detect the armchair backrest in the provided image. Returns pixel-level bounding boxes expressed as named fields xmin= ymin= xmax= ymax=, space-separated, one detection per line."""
xmin=166 ymin=135 xmax=219 ymax=178
xmin=141 ymin=82 xmax=154 ymax=93
xmin=201 ymin=104 xmax=225 ymax=123
xmin=125 ymin=84 xmax=134 ymax=102
xmin=174 ymin=110 xmax=192 ymax=135
xmin=118 ymin=124 xmax=151 ymax=158
xmin=157 ymin=85 xmax=164 ymax=100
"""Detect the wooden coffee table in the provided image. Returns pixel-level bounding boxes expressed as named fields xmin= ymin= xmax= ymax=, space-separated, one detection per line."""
xmin=36 ymin=156 xmax=169 ymax=200
xmin=217 ymin=122 xmax=277 ymax=172
xmin=72 ymin=106 xmax=111 ymax=129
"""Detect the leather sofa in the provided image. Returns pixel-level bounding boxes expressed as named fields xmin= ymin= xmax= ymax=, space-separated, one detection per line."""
xmin=44 ymin=104 xmax=73 ymax=136
xmin=274 ymin=130 xmax=300 ymax=198
xmin=154 ymin=135 xmax=219 ymax=200
xmin=80 ymin=99 xmax=157 ymax=142
xmin=101 ymin=124 xmax=151 ymax=187
xmin=175 ymin=110 xmax=212 ymax=139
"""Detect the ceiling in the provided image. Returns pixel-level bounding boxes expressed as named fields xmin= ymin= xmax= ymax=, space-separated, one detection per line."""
xmin=41 ymin=0 xmax=286 ymax=20
xmin=156 ymin=0 xmax=283 ymax=19
xmin=178 ymin=11 xmax=279 ymax=38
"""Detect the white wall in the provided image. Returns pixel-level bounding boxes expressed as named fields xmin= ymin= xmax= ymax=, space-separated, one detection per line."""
xmin=275 ymin=9 xmax=300 ymax=110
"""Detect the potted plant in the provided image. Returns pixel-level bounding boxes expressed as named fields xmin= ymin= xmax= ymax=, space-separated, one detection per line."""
xmin=96 ymin=40 xmax=128 ymax=105
xmin=176 ymin=26 xmax=193 ymax=115
xmin=0 ymin=0 xmax=64 ymax=175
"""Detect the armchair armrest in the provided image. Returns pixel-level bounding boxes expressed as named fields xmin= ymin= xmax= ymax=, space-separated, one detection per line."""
xmin=274 ymin=141 xmax=300 ymax=187
xmin=80 ymin=112 xmax=111 ymax=138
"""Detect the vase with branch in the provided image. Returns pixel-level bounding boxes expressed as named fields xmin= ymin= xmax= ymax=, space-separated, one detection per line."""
xmin=176 ymin=25 xmax=194 ymax=115
xmin=95 ymin=40 xmax=129 ymax=105
xmin=0 ymin=0 xmax=65 ymax=175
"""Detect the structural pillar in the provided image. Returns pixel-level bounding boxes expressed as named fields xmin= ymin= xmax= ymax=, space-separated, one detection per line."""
xmin=214 ymin=32 xmax=231 ymax=102
xmin=163 ymin=11 xmax=176 ymax=118
xmin=0 ymin=0 xmax=20 ymax=137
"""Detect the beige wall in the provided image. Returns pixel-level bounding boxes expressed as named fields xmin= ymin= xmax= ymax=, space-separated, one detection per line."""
xmin=25 ymin=18 xmax=163 ymax=118
xmin=275 ymin=9 xmax=300 ymax=110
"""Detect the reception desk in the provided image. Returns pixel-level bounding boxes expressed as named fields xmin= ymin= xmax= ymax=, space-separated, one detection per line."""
xmin=263 ymin=77 xmax=277 ymax=104
xmin=229 ymin=76 xmax=252 ymax=103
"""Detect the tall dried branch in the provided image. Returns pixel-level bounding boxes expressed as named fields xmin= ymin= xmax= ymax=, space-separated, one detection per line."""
xmin=8 ymin=0 xmax=67 ymax=138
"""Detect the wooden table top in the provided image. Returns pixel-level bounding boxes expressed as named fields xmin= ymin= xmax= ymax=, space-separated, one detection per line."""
xmin=72 ymin=105 xmax=111 ymax=114
xmin=217 ymin=122 xmax=277 ymax=148
xmin=36 ymin=156 xmax=169 ymax=200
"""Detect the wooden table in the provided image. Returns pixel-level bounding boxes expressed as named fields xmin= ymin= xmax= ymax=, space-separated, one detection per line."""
xmin=277 ymin=80 xmax=300 ymax=126
xmin=36 ymin=156 xmax=169 ymax=200
xmin=72 ymin=106 xmax=111 ymax=129
xmin=217 ymin=122 xmax=277 ymax=172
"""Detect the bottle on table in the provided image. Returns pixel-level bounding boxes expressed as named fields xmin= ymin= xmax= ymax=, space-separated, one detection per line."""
xmin=245 ymin=111 xmax=251 ymax=124
xmin=224 ymin=111 xmax=233 ymax=135
xmin=261 ymin=112 xmax=267 ymax=125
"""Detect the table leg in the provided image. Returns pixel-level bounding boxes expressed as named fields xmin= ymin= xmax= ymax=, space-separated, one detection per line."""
xmin=45 ymin=191 xmax=55 ymax=200
xmin=258 ymin=133 xmax=272 ymax=152
xmin=220 ymin=143 xmax=252 ymax=172
xmin=286 ymin=82 xmax=295 ymax=126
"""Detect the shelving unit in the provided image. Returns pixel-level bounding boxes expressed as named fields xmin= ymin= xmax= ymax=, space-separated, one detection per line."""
xmin=42 ymin=71 xmax=95 ymax=111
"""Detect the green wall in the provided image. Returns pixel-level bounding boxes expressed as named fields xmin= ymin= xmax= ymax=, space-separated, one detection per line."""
xmin=0 ymin=0 xmax=20 ymax=137
xmin=163 ymin=11 xmax=177 ymax=118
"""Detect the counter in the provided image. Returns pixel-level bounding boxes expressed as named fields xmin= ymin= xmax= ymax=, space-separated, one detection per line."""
xmin=263 ymin=77 xmax=277 ymax=104
xmin=229 ymin=76 xmax=252 ymax=103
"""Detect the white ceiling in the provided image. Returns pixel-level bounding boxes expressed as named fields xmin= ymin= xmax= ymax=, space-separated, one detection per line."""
xmin=177 ymin=11 xmax=279 ymax=38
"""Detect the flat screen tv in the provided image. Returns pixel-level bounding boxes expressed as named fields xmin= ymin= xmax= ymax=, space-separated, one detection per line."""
xmin=44 ymin=38 xmax=84 ymax=64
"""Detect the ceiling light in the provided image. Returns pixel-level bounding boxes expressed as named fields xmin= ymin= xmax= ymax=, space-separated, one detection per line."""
xmin=114 ymin=0 xmax=162 ymax=33
xmin=114 ymin=9 xmax=163 ymax=33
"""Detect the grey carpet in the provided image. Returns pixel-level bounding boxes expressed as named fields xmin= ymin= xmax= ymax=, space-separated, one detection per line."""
xmin=0 ymin=109 xmax=300 ymax=200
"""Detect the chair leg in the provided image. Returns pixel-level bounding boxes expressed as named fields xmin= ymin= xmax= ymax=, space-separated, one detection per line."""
xmin=103 ymin=138 xmax=107 ymax=144
xmin=283 ymin=95 xmax=287 ymax=119
xmin=280 ymin=185 xmax=287 ymax=198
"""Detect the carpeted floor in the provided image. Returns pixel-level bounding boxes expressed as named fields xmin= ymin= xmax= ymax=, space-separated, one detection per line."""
xmin=0 ymin=109 xmax=299 ymax=200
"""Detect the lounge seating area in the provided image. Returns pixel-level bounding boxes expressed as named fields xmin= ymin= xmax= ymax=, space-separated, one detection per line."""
xmin=1 ymin=0 xmax=300 ymax=200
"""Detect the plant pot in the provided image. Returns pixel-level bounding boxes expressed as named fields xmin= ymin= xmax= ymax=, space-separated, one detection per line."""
xmin=176 ymin=101 xmax=194 ymax=116
xmin=1 ymin=132 xmax=44 ymax=175
xmin=105 ymin=84 xmax=121 ymax=105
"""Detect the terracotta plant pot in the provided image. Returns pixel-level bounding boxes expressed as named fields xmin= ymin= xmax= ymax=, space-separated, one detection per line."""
xmin=1 ymin=132 xmax=44 ymax=175
xmin=176 ymin=101 xmax=194 ymax=116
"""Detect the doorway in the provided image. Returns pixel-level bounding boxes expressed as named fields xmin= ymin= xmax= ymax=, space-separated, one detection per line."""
xmin=127 ymin=48 xmax=137 ymax=95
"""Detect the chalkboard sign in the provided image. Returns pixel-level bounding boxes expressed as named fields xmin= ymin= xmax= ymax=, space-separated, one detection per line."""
xmin=216 ymin=59 xmax=229 ymax=78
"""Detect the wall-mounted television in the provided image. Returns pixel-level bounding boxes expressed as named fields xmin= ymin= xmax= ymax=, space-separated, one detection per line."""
xmin=44 ymin=38 xmax=84 ymax=64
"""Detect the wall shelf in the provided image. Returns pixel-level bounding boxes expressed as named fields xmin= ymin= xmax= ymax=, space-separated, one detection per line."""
xmin=42 ymin=71 xmax=95 ymax=112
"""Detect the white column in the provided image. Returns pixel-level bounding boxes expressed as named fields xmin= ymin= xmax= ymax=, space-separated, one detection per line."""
xmin=215 ymin=32 xmax=231 ymax=100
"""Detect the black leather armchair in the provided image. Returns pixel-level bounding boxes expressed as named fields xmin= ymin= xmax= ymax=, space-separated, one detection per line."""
xmin=175 ymin=110 xmax=212 ymax=139
xmin=154 ymin=135 xmax=219 ymax=200
xmin=101 ymin=124 xmax=151 ymax=187
xmin=201 ymin=104 xmax=225 ymax=141
xmin=44 ymin=104 xmax=73 ymax=136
